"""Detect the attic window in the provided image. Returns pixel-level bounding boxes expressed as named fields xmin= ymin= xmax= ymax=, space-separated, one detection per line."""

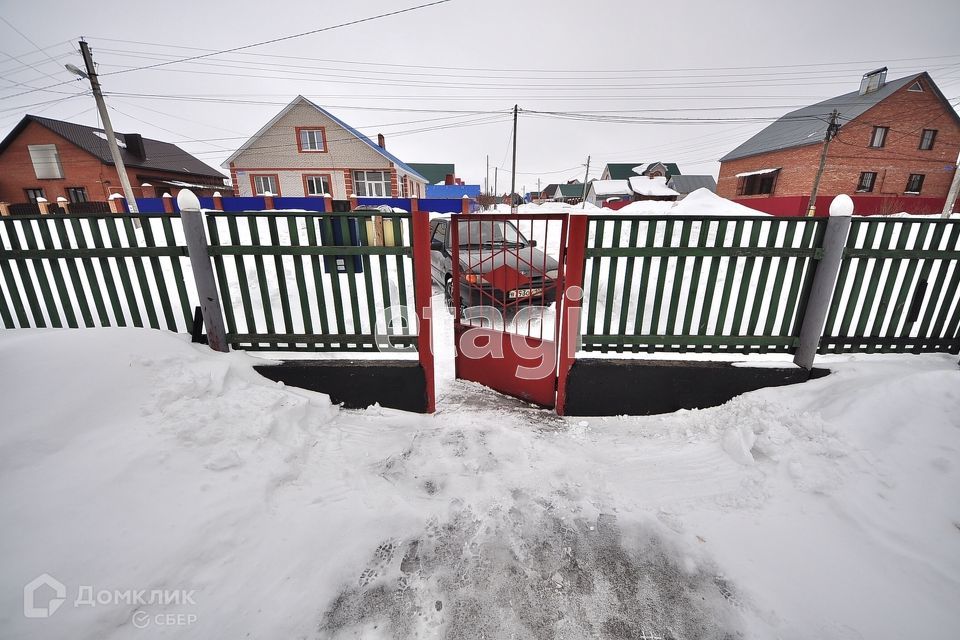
xmin=908 ymin=81 xmax=923 ymax=92
xmin=859 ymin=67 xmax=887 ymax=95
xmin=27 ymin=144 xmax=64 ymax=179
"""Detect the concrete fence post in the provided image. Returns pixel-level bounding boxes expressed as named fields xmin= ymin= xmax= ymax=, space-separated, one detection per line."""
xmin=178 ymin=189 xmax=229 ymax=353
xmin=793 ymin=195 xmax=853 ymax=370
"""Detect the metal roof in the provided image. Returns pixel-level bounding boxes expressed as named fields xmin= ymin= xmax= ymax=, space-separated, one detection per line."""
xmin=223 ymin=96 xmax=427 ymax=182
xmin=719 ymin=73 xmax=932 ymax=162
xmin=408 ymin=163 xmax=455 ymax=185
xmin=0 ymin=115 xmax=226 ymax=179
xmin=666 ymin=175 xmax=717 ymax=194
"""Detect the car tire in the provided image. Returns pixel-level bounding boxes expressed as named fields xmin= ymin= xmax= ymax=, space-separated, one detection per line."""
xmin=444 ymin=276 xmax=459 ymax=316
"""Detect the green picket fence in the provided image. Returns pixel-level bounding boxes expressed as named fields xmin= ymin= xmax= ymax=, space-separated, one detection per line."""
xmin=579 ymin=215 xmax=828 ymax=354
xmin=819 ymin=217 xmax=960 ymax=354
xmin=0 ymin=213 xmax=195 ymax=331
xmin=204 ymin=211 xmax=418 ymax=352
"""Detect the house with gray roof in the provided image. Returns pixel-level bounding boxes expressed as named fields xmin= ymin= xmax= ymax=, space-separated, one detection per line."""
xmin=717 ymin=69 xmax=960 ymax=215
xmin=224 ymin=96 xmax=427 ymax=200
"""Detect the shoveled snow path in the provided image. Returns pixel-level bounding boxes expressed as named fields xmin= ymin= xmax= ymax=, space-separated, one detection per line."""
xmin=1 ymin=328 xmax=959 ymax=639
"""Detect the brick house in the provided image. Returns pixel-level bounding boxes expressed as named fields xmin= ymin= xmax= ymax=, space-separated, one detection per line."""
xmin=224 ymin=96 xmax=428 ymax=200
xmin=0 ymin=114 xmax=230 ymax=207
xmin=717 ymin=69 xmax=960 ymax=215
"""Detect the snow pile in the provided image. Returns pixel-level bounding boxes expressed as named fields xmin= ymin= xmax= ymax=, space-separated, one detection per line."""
xmin=672 ymin=187 xmax=771 ymax=216
xmin=2 ymin=327 xmax=959 ymax=639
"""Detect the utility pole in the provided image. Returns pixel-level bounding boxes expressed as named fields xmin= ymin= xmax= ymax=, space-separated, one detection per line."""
xmin=806 ymin=109 xmax=840 ymax=217
xmin=941 ymin=151 xmax=960 ymax=218
xmin=77 ymin=40 xmax=139 ymax=212
xmin=510 ymin=104 xmax=518 ymax=213
xmin=485 ymin=154 xmax=489 ymax=196
xmin=580 ymin=155 xmax=591 ymax=208
xmin=493 ymin=167 xmax=498 ymax=207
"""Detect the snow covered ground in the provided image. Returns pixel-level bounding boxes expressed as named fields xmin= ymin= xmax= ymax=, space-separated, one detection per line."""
xmin=1 ymin=318 xmax=959 ymax=639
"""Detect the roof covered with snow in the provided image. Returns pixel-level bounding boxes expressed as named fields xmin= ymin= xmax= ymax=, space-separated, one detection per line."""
xmin=628 ymin=175 xmax=680 ymax=197
xmin=590 ymin=179 xmax=632 ymax=197
xmin=719 ymin=72 xmax=959 ymax=162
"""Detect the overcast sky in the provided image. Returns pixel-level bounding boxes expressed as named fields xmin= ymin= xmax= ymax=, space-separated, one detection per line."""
xmin=2 ymin=0 xmax=959 ymax=192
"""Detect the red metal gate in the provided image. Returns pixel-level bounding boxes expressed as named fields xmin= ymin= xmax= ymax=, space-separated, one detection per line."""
xmin=451 ymin=213 xmax=585 ymax=409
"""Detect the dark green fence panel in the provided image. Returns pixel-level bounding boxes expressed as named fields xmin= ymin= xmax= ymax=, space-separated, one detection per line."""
xmin=0 ymin=213 xmax=194 ymax=331
xmin=819 ymin=217 xmax=960 ymax=354
xmin=579 ymin=214 xmax=827 ymax=354
xmin=204 ymin=211 xmax=418 ymax=353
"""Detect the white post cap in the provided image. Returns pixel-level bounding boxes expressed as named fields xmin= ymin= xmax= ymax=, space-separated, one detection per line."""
xmin=56 ymin=196 xmax=68 ymax=203
xmin=108 ymin=193 xmax=124 ymax=200
xmin=36 ymin=197 xmax=48 ymax=203
xmin=162 ymin=192 xmax=172 ymax=198
xmin=212 ymin=191 xmax=222 ymax=198
xmin=140 ymin=182 xmax=152 ymax=187
xmin=829 ymin=194 xmax=854 ymax=217
xmin=177 ymin=188 xmax=201 ymax=211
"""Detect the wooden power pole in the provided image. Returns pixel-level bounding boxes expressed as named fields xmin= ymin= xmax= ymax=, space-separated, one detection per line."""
xmin=806 ymin=109 xmax=840 ymax=217
xmin=510 ymin=104 xmax=518 ymax=213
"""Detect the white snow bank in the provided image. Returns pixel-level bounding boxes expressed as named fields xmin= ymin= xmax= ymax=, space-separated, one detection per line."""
xmin=672 ymin=187 xmax=770 ymax=216
xmin=1 ymin=329 xmax=959 ymax=639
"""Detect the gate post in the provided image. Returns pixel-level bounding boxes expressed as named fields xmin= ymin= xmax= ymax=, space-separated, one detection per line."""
xmin=793 ymin=195 xmax=853 ymax=370
xmin=178 ymin=189 xmax=229 ymax=353
xmin=556 ymin=214 xmax=588 ymax=415
xmin=411 ymin=209 xmax=436 ymax=412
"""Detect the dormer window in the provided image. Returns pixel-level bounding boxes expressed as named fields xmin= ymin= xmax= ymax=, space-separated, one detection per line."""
xmin=297 ymin=127 xmax=326 ymax=152
xmin=859 ymin=67 xmax=887 ymax=95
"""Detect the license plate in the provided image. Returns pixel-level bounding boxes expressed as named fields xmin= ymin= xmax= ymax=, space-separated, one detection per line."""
xmin=508 ymin=287 xmax=543 ymax=299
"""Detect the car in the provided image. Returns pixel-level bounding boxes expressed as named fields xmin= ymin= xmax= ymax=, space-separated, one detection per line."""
xmin=429 ymin=216 xmax=561 ymax=314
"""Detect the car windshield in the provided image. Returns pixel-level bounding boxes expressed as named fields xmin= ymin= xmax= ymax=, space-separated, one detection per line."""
xmin=455 ymin=220 xmax=527 ymax=247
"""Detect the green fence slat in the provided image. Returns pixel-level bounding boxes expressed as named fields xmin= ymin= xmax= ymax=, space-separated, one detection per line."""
xmin=160 ymin=216 xmax=192 ymax=330
xmin=615 ymin=219 xmax=641 ymax=348
xmin=862 ymin=221 xmax=909 ymax=348
xmin=391 ymin=215 xmax=409 ymax=334
xmin=585 ymin=218 xmax=604 ymax=338
xmin=70 ymin=218 xmax=113 ymax=327
xmin=52 ymin=217 xmax=94 ymax=327
xmin=0 ymin=221 xmax=30 ymax=326
xmin=119 ymin=217 xmax=161 ymax=329
xmin=631 ymin=220 xmax=656 ymax=343
xmin=901 ymin=221 xmax=947 ymax=349
xmin=320 ymin=216 xmax=346 ymax=335
xmin=206 ymin=218 xmax=238 ymax=338
xmin=746 ymin=220 xmax=780 ymax=342
xmin=4 ymin=218 xmax=48 ymax=327
xmin=34 ymin=218 xmax=80 ymax=327
xmin=247 ymin=216 xmax=275 ymax=335
xmin=18 ymin=219 xmax=63 ymax=327
xmin=223 ymin=216 xmax=257 ymax=340
xmin=101 ymin=219 xmax=142 ymax=327
xmin=304 ymin=217 xmax=330 ymax=336
xmin=681 ymin=219 xmax=711 ymax=337
xmin=600 ymin=219 xmax=623 ymax=341
xmin=665 ymin=219 xmax=693 ymax=335
xmin=76 ymin=218 xmax=122 ymax=326
xmin=0 ymin=275 xmax=13 ymax=327
xmin=916 ymin=223 xmax=960 ymax=342
xmin=763 ymin=220 xmax=797 ymax=340
xmin=835 ymin=220 xmax=880 ymax=341
xmin=286 ymin=216 xmax=314 ymax=334
xmin=338 ymin=215 xmax=363 ymax=334
xmin=714 ymin=219 xmax=745 ymax=337
xmin=354 ymin=215 xmax=378 ymax=336
xmin=729 ymin=219 xmax=763 ymax=336
xmin=266 ymin=215 xmax=294 ymax=334
xmin=648 ymin=219 xmax=674 ymax=342
xmin=883 ymin=222 xmax=932 ymax=348
xmin=696 ymin=220 xmax=728 ymax=350
xmin=138 ymin=217 xmax=177 ymax=331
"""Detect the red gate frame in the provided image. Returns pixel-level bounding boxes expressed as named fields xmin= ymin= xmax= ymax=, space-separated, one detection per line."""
xmin=451 ymin=212 xmax=575 ymax=408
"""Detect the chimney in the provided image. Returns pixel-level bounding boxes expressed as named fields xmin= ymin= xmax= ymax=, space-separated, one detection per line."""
xmin=124 ymin=133 xmax=146 ymax=160
xmin=377 ymin=133 xmax=385 ymax=149
xmin=444 ymin=173 xmax=455 ymax=185
xmin=859 ymin=67 xmax=887 ymax=95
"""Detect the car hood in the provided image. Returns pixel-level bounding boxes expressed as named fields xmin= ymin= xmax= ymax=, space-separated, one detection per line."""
xmin=458 ymin=246 xmax=559 ymax=276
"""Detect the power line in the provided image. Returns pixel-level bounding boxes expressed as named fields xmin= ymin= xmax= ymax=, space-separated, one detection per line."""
xmin=98 ymin=1 xmax=455 ymax=78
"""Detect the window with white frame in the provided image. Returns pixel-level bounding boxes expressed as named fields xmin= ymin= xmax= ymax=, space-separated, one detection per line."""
xmin=304 ymin=175 xmax=331 ymax=196
xmin=27 ymin=144 xmax=64 ymax=179
xmin=252 ymin=175 xmax=279 ymax=195
xmin=919 ymin=129 xmax=937 ymax=150
xmin=869 ymin=126 xmax=888 ymax=148
xmin=352 ymin=170 xmax=391 ymax=197
xmin=298 ymin=128 xmax=326 ymax=152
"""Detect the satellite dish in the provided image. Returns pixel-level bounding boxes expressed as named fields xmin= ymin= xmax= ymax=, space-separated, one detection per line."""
xmin=65 ymin=63 xmax=88 ymax=79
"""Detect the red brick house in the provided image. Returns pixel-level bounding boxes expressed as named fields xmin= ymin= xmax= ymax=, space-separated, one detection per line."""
xmin=0 ymin=115 xmax=230 ymax=209
xmin=717 ymin=69 xmax=960 ymax=215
